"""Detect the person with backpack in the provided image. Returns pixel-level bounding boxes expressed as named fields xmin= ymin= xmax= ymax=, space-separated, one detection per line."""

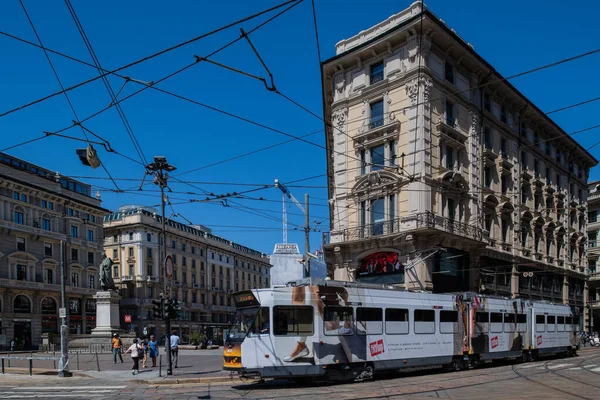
xmin=124 ymin=338 xmax=142 ymax=375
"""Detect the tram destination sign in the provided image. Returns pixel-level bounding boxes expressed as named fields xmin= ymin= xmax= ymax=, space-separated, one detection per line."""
xmin=273 ymin=243 xmax=300 ymax=254
xmin=233 ymin=291 xmax=260 ymax=308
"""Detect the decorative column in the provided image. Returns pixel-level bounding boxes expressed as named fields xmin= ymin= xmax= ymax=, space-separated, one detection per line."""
xmin=406 ymin=76 xmax=433 ymax=214
xmin=563 ymin=275 xmax=569 ymax=305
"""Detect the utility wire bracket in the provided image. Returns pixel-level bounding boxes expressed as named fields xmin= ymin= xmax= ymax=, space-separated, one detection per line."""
xmin=240 ymin=28 xmax=276 ymax=91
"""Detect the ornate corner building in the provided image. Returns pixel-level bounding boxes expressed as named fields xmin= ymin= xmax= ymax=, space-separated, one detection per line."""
xmin=0 ymin=153 xmax=108 ymax=349
xmin=103 ymin=206 xmax=271 ymax=340
xmin=321 ymin=1 xmax=598 ymax=329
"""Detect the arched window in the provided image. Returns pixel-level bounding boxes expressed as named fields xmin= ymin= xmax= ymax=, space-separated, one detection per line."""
xmin=41 ymin=297 xmax=57 ymax=315
xmin=14 ymin=295 xmax=31 ymax=313
xmin=545 ymin=223 xmax=556 ymax=257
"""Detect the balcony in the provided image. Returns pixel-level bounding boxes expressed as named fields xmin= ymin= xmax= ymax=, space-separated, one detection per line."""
xmin=497 ymin=155 xmax=513 ymax=174
xmin=192 ymin=283 xmax=200 ymax=288
xmin=121 ymin=298 xmax=153 ymax=307
xmin=147 ymin=276 xmax=160 ymax=283
xmin=330 ymin=211 xmax=483 ymax=243
xmin=355 ymin=113 xmax=399 ymax=139
xmin=191 ymin=303 xmax=205 ymax=309
xmin=121 ymin=275 xmax=133 ymax=282
xmin=209 ymin=305 xmax=236 ymax=313
xmin=483 ymin=144 xmax=497 ymax=166
xmin=435 ymin=117 xmax=468 ymax=146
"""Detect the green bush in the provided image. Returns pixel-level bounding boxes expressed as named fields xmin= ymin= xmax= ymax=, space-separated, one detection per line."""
xmin=189 ymin=331 xmax=205 ymax=346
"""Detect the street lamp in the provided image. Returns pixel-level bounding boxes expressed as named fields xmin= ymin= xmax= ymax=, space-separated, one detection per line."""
xmin=145 ymin=156 xmax=176 ymax=376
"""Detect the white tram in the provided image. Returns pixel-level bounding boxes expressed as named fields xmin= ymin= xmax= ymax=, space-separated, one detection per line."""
xmin=223 ymin=279 xmax=580 ymax=381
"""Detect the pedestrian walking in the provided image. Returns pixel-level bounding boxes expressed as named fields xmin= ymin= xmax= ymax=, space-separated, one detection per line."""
xmin=148 ymin=335 xmax=158 ymax=367
xmin=170 ymin=329 xmax=180 ymax=368
xmin=141 ymin=339 xmax=149 ymax=369
xmin=112 ymin=334 xmax=123 ymax=363
xmin=124 ymin=338 xmax=142 ymax=375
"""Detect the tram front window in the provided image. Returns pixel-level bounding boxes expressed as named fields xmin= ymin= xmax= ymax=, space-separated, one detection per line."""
xmin=227 ymin=307 xmax=270 ymax=340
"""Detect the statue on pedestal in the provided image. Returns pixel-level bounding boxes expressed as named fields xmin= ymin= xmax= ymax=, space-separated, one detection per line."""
xmin=99 ymin=254 xmax=117 ymax=291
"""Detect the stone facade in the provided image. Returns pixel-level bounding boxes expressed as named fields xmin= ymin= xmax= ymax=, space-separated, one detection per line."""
xmin=321 ymin=1 xmax=598 ymax=329
xmin=0 ymin=152 xmax=108 ymax=349
xmin=587 ymin=181 xmax=600 ymax=332
xmin=103 ymin=205 xmax=271 ymax=340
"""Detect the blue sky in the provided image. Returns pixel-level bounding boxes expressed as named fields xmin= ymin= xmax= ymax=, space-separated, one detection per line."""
xmin=1 ymin=0 xmax=600 ymax=255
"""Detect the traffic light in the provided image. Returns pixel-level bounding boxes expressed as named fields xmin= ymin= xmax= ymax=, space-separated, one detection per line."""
xmin=164 ymin=297 xmax=172 ymax=319
xmin=167 ymin=299 xmax=181 ymax=320
xmin=76 ymin=144 xmax=101 ymax=169
xmin=152 ymin=299 xmax=163 ymax=319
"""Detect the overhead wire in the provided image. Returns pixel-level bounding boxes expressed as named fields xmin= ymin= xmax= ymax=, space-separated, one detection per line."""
xmin=64 ymin=0 xmax=148 ymax=165
xmin=0 ymin=0 xmax=300 ymax=119
xmin=17 ymin=0 xmax=122 ymax=192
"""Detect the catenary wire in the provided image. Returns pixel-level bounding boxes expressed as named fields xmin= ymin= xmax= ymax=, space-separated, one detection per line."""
xmin=18 ymin=0 xmax=122 ymax=191
xmin=64 ymin=0 xmax=148 ymax=165
xmin=0 ymin=0 xmax=300 ymax=119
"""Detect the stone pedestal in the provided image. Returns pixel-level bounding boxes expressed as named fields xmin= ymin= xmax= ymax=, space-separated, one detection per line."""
xmin=91 ymin=291 xmax=121 ymax=335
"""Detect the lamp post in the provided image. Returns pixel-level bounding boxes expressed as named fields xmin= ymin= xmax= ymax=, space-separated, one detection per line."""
xmin=145 ymin=156 xmax=176 ymax=376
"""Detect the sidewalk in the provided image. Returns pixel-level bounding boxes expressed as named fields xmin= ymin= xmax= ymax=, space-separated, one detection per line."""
xmin=0 ymin=348 xmax=233 ymax=384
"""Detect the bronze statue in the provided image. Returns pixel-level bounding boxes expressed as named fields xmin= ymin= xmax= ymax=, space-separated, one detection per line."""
xmin=99 ymin=254 xmax=117 ymax=291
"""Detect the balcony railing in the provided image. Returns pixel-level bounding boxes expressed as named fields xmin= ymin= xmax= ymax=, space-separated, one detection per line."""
xmin=357 ymin=112 xmax=397 ymax=135
xmin=330 ymin=211 xmax=483 ymax=243
xmin=121 ymin=275 xmax=133 ymax=282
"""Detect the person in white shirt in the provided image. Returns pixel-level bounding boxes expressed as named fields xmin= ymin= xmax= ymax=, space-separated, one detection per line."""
xmin=124 ymin=338 xmax=142 ymax=375
xmin=170 ymin=330 xmax=181 ymax=368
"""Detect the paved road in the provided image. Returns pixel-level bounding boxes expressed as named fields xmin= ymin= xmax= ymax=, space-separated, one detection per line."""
xmin=2 ymin=349 xmax=600 ymax=399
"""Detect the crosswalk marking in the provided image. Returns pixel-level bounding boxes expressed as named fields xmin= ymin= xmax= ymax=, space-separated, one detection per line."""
xmin=568 ymin=367 xmax=582 ymax=370
xmin=11 ymin=386 xmax=126 ymax=391
xmin=1 ymin=386 xmax=126 ymax=398
xmin=589 ymin=366 xmax=600 ymax=372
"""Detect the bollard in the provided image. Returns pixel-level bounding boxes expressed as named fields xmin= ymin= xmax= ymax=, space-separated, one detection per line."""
xmin=95 ymin=351 xmax=100 ymax=372
xmin=159 ymin=354 xmax=162 ymax=377
xmin=2 ymin=358 xmax=4 ymax=374
xmin=7 ymin=352 xmax=10 ymax=368
xmin=53 ymin=351 xmax=56 ymax=369
xmin=76 ymin=351 xmax=80 ymax=370
xmin=29 ymin=358 xmax=32 ymax=376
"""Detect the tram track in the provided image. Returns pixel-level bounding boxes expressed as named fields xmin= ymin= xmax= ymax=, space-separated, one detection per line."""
xmin=218 ymin=351 xmax=600 ymax=400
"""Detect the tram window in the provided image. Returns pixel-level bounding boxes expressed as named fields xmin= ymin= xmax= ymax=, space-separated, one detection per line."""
xmin=565 ymin=316 xmax=572 ymax=331
xmin=385 ymin=308 xmax=409 ymax=335
xmin=250 ymin=307 xmax=270 ymax=336
xmin=475 ymin=312 xmax=489 ymax=334
xmin=439 ymin=310 xmax=458 ymax=334
xmin=504 ymin=313 xmax=516 ymax=333
xmin=490 ymin=312 xmax=503 ymax=333
xmin=273 ymin=306 xmax=313 ymax=336
xmin=414 ymin=309 xmax=435 ymax=334
xmin=557 ymin=316 xmax=565 ymax=332
xmin=324 ymin=306 xmax=354 ymax=336
xmin=516 ymin=314 xmax=527 ymax=333
xmin=356 ymin=307 xmax=383 ymax=335
xmin=547 ymin=315 xmax=556 ymax=332
xmin=536 ymin=315 xmax=545 ymax=333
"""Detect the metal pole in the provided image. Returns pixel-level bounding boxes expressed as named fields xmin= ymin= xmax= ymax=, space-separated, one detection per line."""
xmin=159 ymin=354 xmax=162 ymax=377
xmin=58 ymin=239 xmax=69 ymax=377
xmin=304 ymin=193 xmax=310 ymax=279
xmin=160 ymin=169 xmax=173 ymax=376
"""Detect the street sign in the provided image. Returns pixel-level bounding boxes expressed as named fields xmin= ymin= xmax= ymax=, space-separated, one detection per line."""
xmin=124 ymin=315 xmax=132 ymax=323
xmin=165 ymin=255 xmax=174 ymax=279
xmin=59 ymin=308 xmax=66 ymax=318
xmin=143 ymin=327 xmax=147 ymax=336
